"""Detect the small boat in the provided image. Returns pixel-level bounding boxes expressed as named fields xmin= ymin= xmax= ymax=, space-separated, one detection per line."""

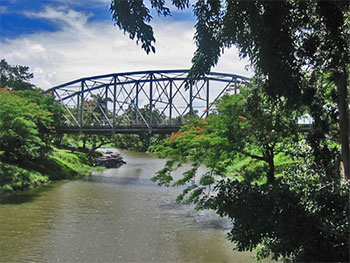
xmin=93 ymin=150 xmax=126 ymax=168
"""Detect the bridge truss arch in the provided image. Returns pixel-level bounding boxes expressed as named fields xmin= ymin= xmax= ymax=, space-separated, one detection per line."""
xmin=46 ymin=70 xmax=250 ymax=134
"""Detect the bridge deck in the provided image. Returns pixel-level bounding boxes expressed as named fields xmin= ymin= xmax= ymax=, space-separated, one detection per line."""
xmin=56 ymin=125 xmax=182 ymax=134
xmin=56 ymin=124 xmax=311 ymax=135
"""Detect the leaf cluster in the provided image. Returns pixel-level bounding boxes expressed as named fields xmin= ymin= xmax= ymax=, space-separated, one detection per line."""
xmin=211 ymin=176 xmax=349 ymax=262
xmin=0 ymin=59 xmax=35 ymax=91
xmin=150 ymin=79 xmax=348 ymax=261
xmin=151 ymin=82 xmax=301 ymax=206
xmin=0 ymin=90 xmax=54 ymax=162
xmin=110 ymin=0 xmax=190 ymax=54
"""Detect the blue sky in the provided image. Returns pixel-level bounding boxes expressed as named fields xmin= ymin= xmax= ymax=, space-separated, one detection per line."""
xmin=0 ymin=0 xmax=251 ymax=89
xmin=1 ymin=0 xmax=112 ymax=39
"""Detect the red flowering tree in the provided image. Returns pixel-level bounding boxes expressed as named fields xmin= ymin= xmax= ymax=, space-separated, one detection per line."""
xmin=151 ymin=78 xmax=301 ymax=200
xmin=150 ymin=79 xmax=349 ymax=262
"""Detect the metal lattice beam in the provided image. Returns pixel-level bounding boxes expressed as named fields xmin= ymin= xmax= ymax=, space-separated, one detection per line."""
xmin=45 ymin=69 xmax=250 ymax=134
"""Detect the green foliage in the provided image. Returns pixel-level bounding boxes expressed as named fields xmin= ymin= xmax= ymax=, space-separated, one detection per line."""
xmin=15 ymin=89 xmax=66 ymax=129
xmin=110 ymin=0 xmax=350 ymax=178
xmin=111 ymin=1 xmax=349 ymax=261
xmin=0 ymin=63 xmax=96 ymax=195
xmin=43 ymin=148 xmax=93 ymax=180
xmin=151 ymin=81 xmax=301 ymax=191
xmin=0 ymin=148 xmax=97 ymax=195
xmin=150 ymin=82 xmax=348 ymax=261
xmin=226 ymin=153 xmax=297 ymax=184
xmin=110 ymin=0 xmax=349 ymax=102
xmin=304 ymin=71 xmax=345 ymax=184
xmin=0 ymin=161 xmax=48 ymax=194
xmin=112 ymin=134 xmax=144 ymax=151
xmin=212 ymin=176 xmax=349 ymax=262
xmin=0 ymin=90 xmax=52 ymax=162
xmin=110 ymin=0 xmax=157 ymax=54
xmin=0 ymin=59 xmax=34 ymax=91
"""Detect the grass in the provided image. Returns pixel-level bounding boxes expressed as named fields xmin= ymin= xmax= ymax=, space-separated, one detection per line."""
xmin=0 ymin=147 xmax=103 ymax=195
xmin=45 ymin=148 xmax=93 ymax=179
xmin=0 ymin=162 xmax=49 ymax=194
xmin=226 ymin=152 xmax=299 ymax=184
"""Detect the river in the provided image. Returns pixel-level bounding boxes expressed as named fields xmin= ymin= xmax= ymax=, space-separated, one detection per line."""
xmin=0 ymin=150 xmax=257 ymax=262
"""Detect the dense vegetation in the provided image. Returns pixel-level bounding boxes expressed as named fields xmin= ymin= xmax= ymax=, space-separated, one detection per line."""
xmin=150 ymin=80 xmax=349 ymax=262
xmin=0 ymin=148 xmax=95 ymax=194
xmin=111 ymin=1 xmax=350 ymax=262
xmin=111 ymin=0 xmax=349 ymax=179
xmin=0 ymin=60 xmax=99 ymax=195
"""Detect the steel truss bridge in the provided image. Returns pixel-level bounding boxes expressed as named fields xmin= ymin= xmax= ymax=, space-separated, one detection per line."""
xmin=46 ymin=70 xmax=250 ymax=134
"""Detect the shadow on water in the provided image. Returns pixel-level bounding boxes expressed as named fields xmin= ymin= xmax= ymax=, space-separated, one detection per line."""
xmin=0 ymin=182 xmax=64 ymax=205
xmin=0 ymin=193 xmax=41 ymax=205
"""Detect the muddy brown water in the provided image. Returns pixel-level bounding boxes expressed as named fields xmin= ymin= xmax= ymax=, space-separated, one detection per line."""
xmin=0 ymin=150 xmax=258 ymax=262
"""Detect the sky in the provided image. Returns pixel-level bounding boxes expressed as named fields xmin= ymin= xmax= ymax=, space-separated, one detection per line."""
xmin=0 ymin=0 xmax=252 ymax=90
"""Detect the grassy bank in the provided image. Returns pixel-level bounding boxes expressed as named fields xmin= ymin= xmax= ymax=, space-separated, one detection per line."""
xmin=226 ymin=152 xmax=298 ymax=184
xmin=0 ymin=148 xmax=102 ymax=195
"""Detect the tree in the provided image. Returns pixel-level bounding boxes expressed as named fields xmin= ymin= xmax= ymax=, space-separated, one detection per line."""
xmin=0 ymin=59 xmax=35 ymax=91
xmin=150 ymin=84 xmax=349 ymax=262
xmin=211 ymin=171 xmax=349 ymax=262
xmin=151 ymin=80 xmax=300 ymax=198
xmin=0 ymin=62 xmax=66 ymax=161
xmin=0 ymin=90 xmax=52 ymax=162
xmin=110 ymin=0 xmax=350 ymax=178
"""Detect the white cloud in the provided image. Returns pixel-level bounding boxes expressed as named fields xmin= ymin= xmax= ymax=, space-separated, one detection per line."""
xmin=24 ymin=6 xmax=90 ymax=31
xmin=0 ymin=6 xmax=252 ymax=90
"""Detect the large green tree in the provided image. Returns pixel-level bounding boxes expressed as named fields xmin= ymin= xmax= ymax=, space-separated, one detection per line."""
xmin=110 ymin=0 xmax=350 ymax=178
xmin=0 ymin=60 xmax=65 ymax=161
xmin=0 ymin=90 xmax=52 ymax=162
xmin=150 ymin=83 xmax=349 ymax=262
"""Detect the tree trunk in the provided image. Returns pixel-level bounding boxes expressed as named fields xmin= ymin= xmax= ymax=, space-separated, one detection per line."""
xmin=91 ymin=137 xmax=106 ymax=153
xmin=336 ymin=70 xmax=350 ymax=179
xmin=267 ymin=159 xmax=275 ymax=184
xmin=266 ymin=146 xmax=275 ymax=184
xmin=82 ymin=135 xmax=87 ymax=150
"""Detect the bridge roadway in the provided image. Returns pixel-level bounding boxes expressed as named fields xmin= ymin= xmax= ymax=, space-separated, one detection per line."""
xmin=56 ymin=124 xmax=181 ymax=134
xmin=55 ymin=123 xmax=311 ymax=135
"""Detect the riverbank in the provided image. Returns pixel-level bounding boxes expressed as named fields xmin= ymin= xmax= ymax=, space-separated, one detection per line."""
xmin=0 ymin=148 xmax=103 ymax=195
